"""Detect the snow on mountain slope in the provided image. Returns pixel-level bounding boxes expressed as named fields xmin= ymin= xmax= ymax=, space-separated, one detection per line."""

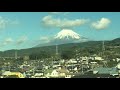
xmin=55 ymin=29 xmax=80 ymax=40
xmin=36 ymin=29 xmax=89 ymax=47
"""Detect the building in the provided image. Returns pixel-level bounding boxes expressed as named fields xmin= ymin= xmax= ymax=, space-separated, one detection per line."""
xmin=2 ymin=71 xmax=25 ymax=78
xmin=93 ymin=67 xmax=118 ymax=77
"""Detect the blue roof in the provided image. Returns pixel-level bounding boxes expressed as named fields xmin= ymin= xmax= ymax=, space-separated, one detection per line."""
xmin=93 ymin=67 xmax=118 ymax=74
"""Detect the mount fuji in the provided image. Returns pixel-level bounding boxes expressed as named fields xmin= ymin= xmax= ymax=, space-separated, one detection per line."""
xmin=55 ymin=29 xmax=80 ymax=40
xmin=36 ymin=29 xmax=89 ymax=47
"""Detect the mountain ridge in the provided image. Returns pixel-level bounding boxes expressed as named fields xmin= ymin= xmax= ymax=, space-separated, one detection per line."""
xmin=0 ymin=37 xmax=120 ymax=58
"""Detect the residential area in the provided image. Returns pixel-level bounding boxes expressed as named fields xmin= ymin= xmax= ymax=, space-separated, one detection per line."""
xmin=0 ymin=53 xmax=120 ymax=78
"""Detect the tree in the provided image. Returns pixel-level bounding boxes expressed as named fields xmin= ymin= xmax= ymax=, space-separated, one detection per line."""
xmin=61 ymin=50 xmax=75 ymax=59
xmin=29 ymin=51 xmax=52 ymax=60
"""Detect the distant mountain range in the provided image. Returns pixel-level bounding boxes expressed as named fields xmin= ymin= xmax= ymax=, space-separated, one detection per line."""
xmin=0 ymin=37 xmax=120 ymax=58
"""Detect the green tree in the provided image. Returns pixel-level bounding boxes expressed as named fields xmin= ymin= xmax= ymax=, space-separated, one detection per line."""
xmin=61 ymin=50 xmax=75 ymax=59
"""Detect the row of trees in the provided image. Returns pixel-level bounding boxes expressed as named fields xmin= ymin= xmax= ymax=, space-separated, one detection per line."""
xmin=29 ymin=51 xmax=53 ymax=60
xmin=28 ymin=47 xmax=102 ymax=60
xmin=28 ymin=47 xmax=120 ymax=60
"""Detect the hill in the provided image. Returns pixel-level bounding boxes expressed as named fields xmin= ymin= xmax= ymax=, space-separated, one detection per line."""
xmin=0 ymin=37 xmax=120 ymax=59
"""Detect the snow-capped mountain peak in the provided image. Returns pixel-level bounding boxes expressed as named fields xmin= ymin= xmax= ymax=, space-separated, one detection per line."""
xmin=36 ymin=29 xmax=89 ymax=47
xmin=55 ymin=29 xmax=80 ymax=40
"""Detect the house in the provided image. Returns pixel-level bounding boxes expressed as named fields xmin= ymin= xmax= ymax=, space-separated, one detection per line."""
xmin=50 ymin=70 xmax=59 ymax=77
xmin=34 ymin=73 xmax=44 ymax=77
xmin=116 ymin=63 xmax=120 ymax=70
xmin=56 ymin=68 xmax=69 ymax=77
xmin=67 ymin=59 xmax=77 ymax=64
xmin=90 ymin=62 xmax=98 ymax=69
xmin=67 ymin=65 xmax=76 ymax=70
xmin=44 ymin=66 xmax=49 ymax=69
xmin=94 ymin=57 xmax=104 ymax=61
xmin=93 ymin=67 xmax=118 ymax=77
xmin=116 ymin=58 xmax=120 ymax=62
xmin=49 ymin=67 xmax=69 ymax=78
xmin=110 ymin=68 xmax=119 ymax=76
xmin=2 ymin=71 xmax=25 ymax=78
xmin=2 ymin=71 xmax=11 ymax=76
xmin=81 ymin=56 xmax=88 ymax=60
xmin=52 ymin=65 xmax=61 ymax=69
xmin=60 ymin=59 xmax=65 ymax=64
xmin=93 ymin=67 xmax=111 ymax=74
xmin=81 ymin=59 xmax=89 ymax=65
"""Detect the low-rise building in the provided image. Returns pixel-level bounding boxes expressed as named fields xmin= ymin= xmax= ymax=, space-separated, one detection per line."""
xmin=93 ymin=67 xmax=118 ymax=77
xmin=2 ymin=71 xmax=25 ymax=78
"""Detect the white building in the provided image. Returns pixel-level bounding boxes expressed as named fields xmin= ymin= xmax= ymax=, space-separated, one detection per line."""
xmin=49 ymin=67 xmax=69 ymax=78
xmin=50 ymin=70 xmax=59 ymax=77
xmin=116 ymin=58 xmax=120 ymax=62
xmin=67 ymin=59 xmax=77 ymax=64
xmin=94 ymin=57 xmax=104 ymax=61
xmin=117 ymin=63 xmax=120 ymax=70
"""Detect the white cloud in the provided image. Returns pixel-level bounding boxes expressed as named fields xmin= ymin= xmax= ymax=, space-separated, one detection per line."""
xmin=16 ymin=36 xmax=27 ymax=45
xmin=0 ymin=38 xmax=14 ymax=47
xmin=42 ymin=15 xmax=89 ymax=28
xmin=91 ymin=18 xmax=111 ymax=30
xmin=39 ymin=36 xmax=50 ymax=43
xmin=0 ymin=16 xmax=9 ymax=29
xmin=0 ymin=16 xmax=19 ymax=29
xmin=4 ymin=38 xmax=13 ymax=43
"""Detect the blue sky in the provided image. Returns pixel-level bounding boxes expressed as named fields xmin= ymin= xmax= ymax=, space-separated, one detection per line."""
xmin=0 ymin=12 xmax=119 ymax=51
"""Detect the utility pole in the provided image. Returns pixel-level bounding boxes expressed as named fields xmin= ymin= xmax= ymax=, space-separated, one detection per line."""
xmin=102 ymin=40 xmax=105 ymax=57
xmin=55 ymin=44 xmax=60 ymax=61
xmin=56 ymin=44 xmax=58 ymax=55
xmin=15 ymin=50 xmax=18 ymax=60
xmin=102 ymin=40 xmax=108 ymax=67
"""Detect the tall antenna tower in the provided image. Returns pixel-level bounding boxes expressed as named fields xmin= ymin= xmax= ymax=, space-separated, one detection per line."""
xmin=102 ymin=40 xmax=105 ymax=51
xmin=15 ymin=50 xmax=17 ymax=59
xmin=56 ymin=44 xmax=58 ymax=55
xmin=102 ymin=40 xmax=105 ymax=56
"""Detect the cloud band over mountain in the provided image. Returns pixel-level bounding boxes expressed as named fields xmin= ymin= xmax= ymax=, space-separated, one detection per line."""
xmin=42 ymin=15 xmax=89 ymax=28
